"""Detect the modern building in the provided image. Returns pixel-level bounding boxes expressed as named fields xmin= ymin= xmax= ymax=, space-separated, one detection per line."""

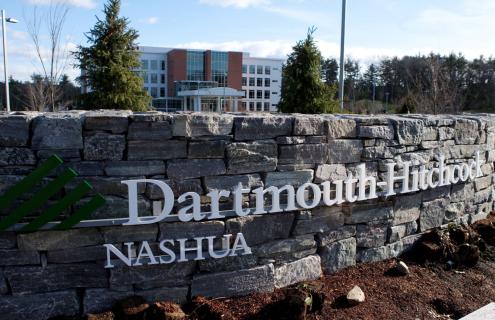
xmin=137 ymin=46 xmax=284 ymax=112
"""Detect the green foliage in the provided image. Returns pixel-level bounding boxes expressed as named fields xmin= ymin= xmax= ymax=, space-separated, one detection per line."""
xmin=74 ymin=0 xmax=150 ymax=111
xmin=279 ymin=28 xmax=339 ymax=114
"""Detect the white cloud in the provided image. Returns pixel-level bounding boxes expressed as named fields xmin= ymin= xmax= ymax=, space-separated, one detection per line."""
xmin=140 ymin=16 xmax=159 ymax=25
xmin=199 ymin=0 xmax=269 ymax=9
xmin=27 ymin=0 xmax=97 ymax=9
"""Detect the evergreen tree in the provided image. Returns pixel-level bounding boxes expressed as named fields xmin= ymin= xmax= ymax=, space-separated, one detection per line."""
xmin=279 ymin=28 xmax=338 ymax=114
xmin=74 ymin=0 xmax=150 ymax=111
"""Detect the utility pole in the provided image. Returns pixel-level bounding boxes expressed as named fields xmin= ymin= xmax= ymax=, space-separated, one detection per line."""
xmin=1 ymin=10 xmax=19 ymax=112
xmin=338 ymin=0 xmax=346 ymax=111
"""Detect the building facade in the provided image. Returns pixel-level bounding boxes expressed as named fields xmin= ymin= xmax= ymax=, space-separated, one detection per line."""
xmin=137 ymin=46 xmax=284 ymax=112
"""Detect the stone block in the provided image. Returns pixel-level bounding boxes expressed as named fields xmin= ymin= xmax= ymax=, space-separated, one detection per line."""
xmin=128 ymin=140 xmax=187 ymax=160
xmin=204 ymin=174 xmax=262 ymax=192
xmin=83 ymin=288 xmax=132 ymax=314
xmin=66 ymin=176 xmax=145 ymax=197
xmin=475 ymin=175 xmax=492 ymax=191
xmin=110 ymin=262 xmax=196 ymax=288
xmin=314 ymin=164 xmax=347 ymax=182
xmin=358 ymin=125 xmax=394 ymax=140
xmin=274 ymin=255 xmax=321 ymax=288
xmin=226 ymin=213 xmax=295 ymax=246
xmin=102 ymin=225 xmax=158 ymax=243
xmin=0 ymin=148 xmax=36 ymax=166
xmin=454 ymin=119 xmax=479 ymax=144
xmin=81 ymin=195 xmax=150 ymax=220
xmin=0 ymin=232 xmax=16 ymax=249
xmin=327 ymin=139 xmax=363 ymax=164
xmin=128 ymin=120 xmax=172 ymax=140
xmin=147 ymin=178 xmax=203 ymax=199
xmin=17 ymin=228 xmax=103 ymax=251
xmin=292 ymin=208 xmax=344 ymax=236
xmin=136 ymin=286 xmax=189 ymax=305
xmin=293 ymin=116 xmax=325 ymax=135
xmin=401 ymin=234 xmax=422 ymax=252
xmin=227 ymin=141 xmax=277 ymax=174
xmin=316 ymin=225 xmax=356 ymax=246
xmin=393 ymin=193 xmax=421 ymax=225
xmin=188 ymin=140 xmax=226 ymax=158
xmin=191 ymin=264 xmax=275 ymax=298
xmin=320 ymin=237 xmax=356 ymax=273
xmin=264 ymin=170 xmax=314 ymax=188
xmin=173 ymin=113 xmax=233 ymax=137
xmin=422 ymin=127 xmax=438 ymax=141
xmin=279 ymin=144 xmax=327 ymax=165
xmin=0 ymin=114 xmax=31 ymax=146
xmin=105 ymin=161 xmax=165 ymax=176
xmin=420 ymin=199 xmax=448 ymax=231
xmin=47 ymin=245 xmax=110 ymax=264
xmin=326 ymin=118 xmax=357 ymax=139
xmin=167 ymin=159 xmax=226 ymax=179
xmin=32 ymin=113 xmax=83 ymax=150
xmin=0 ymin=271 xmax=7 ymax=294
xmin=84 ymin=110 xmax=130 ymax=133
xmin=5 ymin=264 xmax=107 ymax=294
xmin=199 ymin=254 xmax=258 ymax=273
xmin=71 ymin=161 xmax=105 ymax=175
xmin=356 ymin=241 xmax=403 ymax=263
xmin=234 ymin=116 xmax=292 ymax=140
xmin=356 ymin=223 xmax=388 ymax=248
xmin=393 ymin=118 xmax=424 ymax=145
xmin=387 ymin=221 xmax=417 ymax=243
xmin=255 ymin=235 xmax=316 ymax=261
xmin=0 ymin=249 xmax=40 ymax=266
xmin=83 ymin=132 xmax=125 ymax=160
xmin=444 ymin=202 xmax=465 ymax=223
xmin=276 ymin=136 xmax=306 ymax=144
xmin=345 ymin=204 xmax=393 ymax=224
xmin=0 ymin=290 xmax=79 ymax=320
xmin=439 ymin=127 xmax=455 ymax=141
xmin=159 ymin=221 xmax=225 ymax=240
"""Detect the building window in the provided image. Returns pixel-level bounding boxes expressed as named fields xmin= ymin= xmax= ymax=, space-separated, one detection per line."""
xmin=242 ymin=64 xmax=247 ymax=74
xmin=150 ymin=60 xmax=158 ymax=70
xmin=211 ymin=51 xmax=228 ymax=87
xmin=143 ymin=87 xmax=149 ymax=93
xmin=186 ymin=51 xmax=205 ymax=81
xmin=150 ymin=87 xmax=158 ymax=98
xmin=161 ymin=74 xmax=165 ymax=84
xmin=264 ymin=90 xmax=270 ymax=99
xmin=257 ymin=65 xmax=263 ymax=74
xmin=150 ymin=73 xmax=158 ymax=84
xmin=249 ymin=90 xmax=255 ymax=99
xmin=242 ymin=90 xmax=246 ymax=98
xmin=272 ymin=79 xmax=278 ymax=83
xmin=264 ymin=78 xmax=270 ymax=87
xmin=242 ymin=77 xmax=247 ymax=86
xmin=256 ymin=102 xmax=262 ymax=111
xmin=141 ymin=59 xmax=148 ymax=70
xmin=256 ymin=78 xmax=263 ymax=87
xmin=242 ymin=101 xmax=247 ymax=110
xmin=265 ymin=66 xmax=271 ymax=75
xmin=272 ymin=91 xmax=278 ymax=95
xmin=249 ymin=102 xmax=255 ymax=111
xmin=256 ymin=90 xmax=262 ymax=99
xmin=161 ymin=60 xmax=166 ymax=70
xmin=249 ymin=77 xmax=255 ymax=86
xmin=264 ymin=102 xmax=270 ymax=111
xmin=142 ymin=72 xmax=148 ymax=83
xmin=160 ymin=87 xmax=165 ymax=97
xmin=249 ymin=65 xmax=255 ymax=74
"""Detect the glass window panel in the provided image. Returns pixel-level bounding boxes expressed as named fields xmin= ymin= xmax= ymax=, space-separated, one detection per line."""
xmin=257 ymin=65 xmax=263 ymax=74
xmin=242 ymin=64 xmax=247 ymax=73
xmin=249 ymin=90 xmax=255 ymax=99
xmin=141 ymin=60 xmax=148 ymax=69
xmin=265 ymin=66 xmax=271 ymax=75
xmin=242 ymin=77 xmax=247 ymax=86
xmin=257 ymin=78 xmax=263 ymax=87
xmin=150 ymin=87 xmax=157 ymax=98
xmin=161 ymin=74 xmax=165 ymax=84
xmin=211 ymin=51 xmax=228 ymax=87
xmin=256 ymin=90 xmax=262 ymax=99
xmin=264 ymin=102 xmax=270 ymax=111
xmin=264 ymin=90 xmax=270 ymax=99
xmin=160 ymin=87 xmax=165 ymax=97
xmin=256 ymin=102 xmax=262 ymax=111
xmin=187 ymin=51 xmax=205 ymax=81
xmin=249 ymin=78 xmax=255 ymax=86
xmin=150 ymin=73 xmax=158 ymax=84
xmin=264 ymin=78 xmax=270 ymax=87
xmin=249 ymin=65 xmax=255 ymax=74
xmin=161 ymin=60 xmax=166 ymax=70
xmin=142 ymin=72 xmax=148 ymax=83
xmin=150 ymin=60 xmax=158 ymax=70
xmin=249 ymin=102 xmax=255 ymax=111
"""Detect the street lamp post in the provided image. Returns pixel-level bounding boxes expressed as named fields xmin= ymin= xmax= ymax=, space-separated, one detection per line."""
xmin=1 ymin=10 xmax=19 ymax=112
xmin=338 ymin=0 xmax=346 ymax=111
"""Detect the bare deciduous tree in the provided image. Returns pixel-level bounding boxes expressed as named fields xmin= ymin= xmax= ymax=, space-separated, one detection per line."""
xmin=25 ymin=2 xmax=69 ymax=111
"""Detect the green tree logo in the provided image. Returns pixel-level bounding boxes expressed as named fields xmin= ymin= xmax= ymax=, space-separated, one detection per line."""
xmin=0 ymin=155 xmax=105 ymax=232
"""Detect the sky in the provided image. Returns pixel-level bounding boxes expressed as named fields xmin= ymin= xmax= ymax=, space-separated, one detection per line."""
xmin=2 ymin=0 xmax=495 ymax=82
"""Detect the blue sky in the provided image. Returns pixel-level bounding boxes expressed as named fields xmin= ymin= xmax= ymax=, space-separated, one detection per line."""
xmin=2 ymin=0 xmax=495 ymax=81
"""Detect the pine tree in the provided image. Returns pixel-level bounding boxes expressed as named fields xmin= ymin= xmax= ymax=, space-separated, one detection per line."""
xmin=278 ymin=28 xmax=338 ymax=114
xmin=74 ymin=0 xmax=150 ymax=111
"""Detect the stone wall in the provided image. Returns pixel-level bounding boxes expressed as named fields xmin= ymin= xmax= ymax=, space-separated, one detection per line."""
xmin=0 ymin=110 xmax=494 ymax=319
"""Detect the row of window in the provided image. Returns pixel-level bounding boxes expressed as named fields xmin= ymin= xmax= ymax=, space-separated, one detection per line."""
xmin=242 ymin=101 xmax=272 ymax=112
xmin=142 ymin=72 xmax=166 ymax=84
xmin=242 ymin=64 xmax=272 ymax=75
xmin=243 ymin=90 xmax=274 ymax=100
xmin=144 ymin=87 xmax=166 ymax=98
xmin=141 ymin=59 xmax=166 ymax=71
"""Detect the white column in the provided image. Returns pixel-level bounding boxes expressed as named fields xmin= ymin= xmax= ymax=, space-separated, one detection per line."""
xmin=234 ymin=98 xmax=239 ymax=112
xmin=217 ymin=97 xmax=221 ymax=112
xmin=182 ymin=97 xmax=187 ymax=111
